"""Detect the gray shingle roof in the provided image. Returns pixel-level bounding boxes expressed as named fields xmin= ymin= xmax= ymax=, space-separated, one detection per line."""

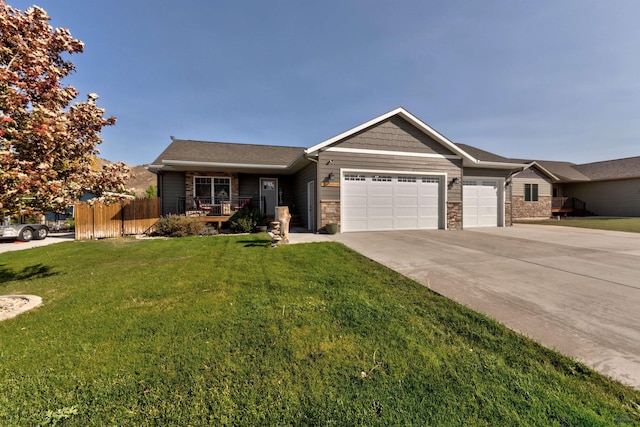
xmin=534 ymin=160 xmax=590 ymax=181
xmin=455 ymin=143 xmax=513 ymax=163
xmin=151 ymin=139 xmax=305 ymax=167
xmin=573 ymin=156 xmax=640 ymax=181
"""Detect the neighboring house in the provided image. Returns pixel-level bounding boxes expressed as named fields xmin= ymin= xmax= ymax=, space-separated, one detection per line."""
xmin=148 ymin=107 xmax=638 ymax=233
xmin=539 ymin=157 xmax=640 ymax=217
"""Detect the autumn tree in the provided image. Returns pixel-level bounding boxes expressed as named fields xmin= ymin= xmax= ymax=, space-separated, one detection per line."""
xmin=0 ymin=2 xmax=130 ymax=217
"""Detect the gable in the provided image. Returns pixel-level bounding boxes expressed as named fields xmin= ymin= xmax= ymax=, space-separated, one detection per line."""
xmin=333 ymin=116 xmax=460 ymax=157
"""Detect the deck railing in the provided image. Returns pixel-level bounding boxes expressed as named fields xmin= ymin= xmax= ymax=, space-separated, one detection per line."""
xmin=176 ymin=196 xmax=264 ymax=216
xmin=552 ymin=197 xmax=587 ymax=213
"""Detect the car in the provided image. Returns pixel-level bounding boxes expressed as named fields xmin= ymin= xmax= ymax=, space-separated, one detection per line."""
xmin=0 ymin=220 xmax=49 ymax=242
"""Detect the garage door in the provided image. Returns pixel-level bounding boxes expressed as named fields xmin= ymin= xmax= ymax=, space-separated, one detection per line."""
xmin=341 ymin=173 xmax=441 ymax=232
xmin=463 ymin=179 xmax=499 ymax=227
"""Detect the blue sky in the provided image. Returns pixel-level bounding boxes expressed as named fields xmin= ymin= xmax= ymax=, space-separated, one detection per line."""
xmin=9 ymin=0 xmax=640 ymax=165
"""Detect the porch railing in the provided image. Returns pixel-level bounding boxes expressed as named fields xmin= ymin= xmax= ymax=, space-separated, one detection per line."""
xmin=552 ymin=197 xmax=587 ymax=214
xmin=176 ymin=196 xmax=264 ymax=216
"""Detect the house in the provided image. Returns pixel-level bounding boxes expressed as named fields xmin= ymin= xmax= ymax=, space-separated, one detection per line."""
xmin=148 ymin=107 xmax=638 ymax=233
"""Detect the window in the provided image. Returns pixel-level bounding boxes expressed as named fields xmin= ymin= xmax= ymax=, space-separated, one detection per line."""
xmin=194 ymin=177 xmax=231 ymax=203
xmin=344 ymin=174 xmax=365 ymax=181
xmin=398 ymin=176 xmax=416 ymax=183
xmin=372 ymin=175 xmax=391 ymax=182
xmin=422 ymin=177 xmax=439 ymax=183
xmin=524 ymin=183 xmax=538 ymax=202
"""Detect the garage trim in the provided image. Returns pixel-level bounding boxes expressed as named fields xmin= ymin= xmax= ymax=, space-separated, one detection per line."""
xmin=340 ymin=168 xmax=448 ymax=232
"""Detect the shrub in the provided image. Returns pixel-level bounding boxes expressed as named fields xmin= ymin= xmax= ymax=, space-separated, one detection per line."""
xmin=228 ymin=208 xmax=265 ymax=233
xmin=155 ymin=215 xmax=205 ymax=237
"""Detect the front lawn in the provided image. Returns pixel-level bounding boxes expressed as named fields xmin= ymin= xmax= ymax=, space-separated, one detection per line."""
xmin=517 ymin=217 xmax=640 ymax=233
xmin=1 ymin=235 xmax=638 ymax=426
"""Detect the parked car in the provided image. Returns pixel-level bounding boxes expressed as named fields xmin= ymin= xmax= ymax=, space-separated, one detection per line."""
xmin=0 ymin=218 xmax=49 ymax=242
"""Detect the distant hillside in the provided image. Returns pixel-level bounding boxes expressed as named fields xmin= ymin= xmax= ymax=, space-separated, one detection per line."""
xmin=98 ymin=159 xmax=156 ymax=197
xmin=127 ymin=164 xmax=156 ymax=197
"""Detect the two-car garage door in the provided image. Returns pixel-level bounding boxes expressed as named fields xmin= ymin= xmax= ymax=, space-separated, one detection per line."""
xmin=340 ymin=172 xmax=502 ymax=232
xmin=341 ymin=172 xmax=442 ymax=232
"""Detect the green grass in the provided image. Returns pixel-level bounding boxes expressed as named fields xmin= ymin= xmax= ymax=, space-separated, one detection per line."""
xmin=1 ymin=235 xmax=639 ymax=426
xmin=517 ymin=217 xmax=640 ymax=233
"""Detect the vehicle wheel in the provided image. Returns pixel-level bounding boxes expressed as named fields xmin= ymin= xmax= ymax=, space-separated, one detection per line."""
xmin=18 ymin=227 xmax=33 ymax=242
xmin=33 ymin=226 xmax=49 ymax=240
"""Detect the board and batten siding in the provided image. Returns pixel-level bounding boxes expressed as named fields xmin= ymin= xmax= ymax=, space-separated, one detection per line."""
xmin=158 ymin=171 xmax=185 ymax=215
xmin=566 ymin=178 xmax=640 ymax=217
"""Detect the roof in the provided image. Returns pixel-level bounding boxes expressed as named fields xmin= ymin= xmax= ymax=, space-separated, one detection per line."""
xmin=454 ymin=143 xmax=513 ymax=163
xmin=149 ymin=139 xmax=307 ymax=174
xmin=534 ymin=160 xmax=590 ymax=182
xmin=573 ymin=156 xmax=640 ymax=181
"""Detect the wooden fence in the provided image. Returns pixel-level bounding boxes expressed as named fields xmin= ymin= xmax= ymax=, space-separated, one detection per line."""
xmin=74 ymin=198 xmax=160 ymax=240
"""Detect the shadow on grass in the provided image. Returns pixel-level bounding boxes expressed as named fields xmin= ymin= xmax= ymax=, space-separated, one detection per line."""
xmin=236 ymin=239 xmax=272 ymax=248
xmin=0 ymin=263 xmax=58 ymax=284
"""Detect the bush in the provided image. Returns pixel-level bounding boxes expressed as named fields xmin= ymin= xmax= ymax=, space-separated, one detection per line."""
xmin=228 ymin=208 xmax=265 ymax=233
xmin=155 ymin=215 xmax=205 ymax=237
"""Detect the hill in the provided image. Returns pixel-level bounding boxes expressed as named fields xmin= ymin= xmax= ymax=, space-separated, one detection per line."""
xmin=127 ymin=164 xmax=156 ymax=197
xmin=97 ymin=159 xmax=156 ymax=197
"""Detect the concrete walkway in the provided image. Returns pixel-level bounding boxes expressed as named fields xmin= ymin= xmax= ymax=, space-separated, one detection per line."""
xmin=327 ymin=224 xmax=640 ymax=390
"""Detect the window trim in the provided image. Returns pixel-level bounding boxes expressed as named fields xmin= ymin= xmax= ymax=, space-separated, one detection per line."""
xmin=524 ymin=183 xmax=539 ymax=202
xmin=193 ymin=176 xmax=232 ymax=203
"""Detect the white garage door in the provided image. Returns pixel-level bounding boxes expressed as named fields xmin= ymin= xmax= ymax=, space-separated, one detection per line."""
xmin=463 ymin=180 xmax=499 ymax=227
xmin=341 ymin=173 xmax=441 ymax=232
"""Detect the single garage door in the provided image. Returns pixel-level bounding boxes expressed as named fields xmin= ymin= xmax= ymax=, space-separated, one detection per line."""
xmin=341 ymin=173 xmax=441 ymax=232
xmin=463 ymin=179 xmax=500 ymax=227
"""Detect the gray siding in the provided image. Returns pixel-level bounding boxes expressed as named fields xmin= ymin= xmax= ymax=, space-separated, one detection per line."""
xmin=340 ymin=116 xmax=457 ymax=156
xmin=159 ymin=172 xmax=185 ymax=215
xmin=293 ymin=162 xmax=317 ymax=230
xmin=566 ymin=178 xmax=640 ymax=217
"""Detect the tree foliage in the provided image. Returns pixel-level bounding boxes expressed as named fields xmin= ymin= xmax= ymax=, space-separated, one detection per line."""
xmin=0 ymin=2 xmax=130 ymax=216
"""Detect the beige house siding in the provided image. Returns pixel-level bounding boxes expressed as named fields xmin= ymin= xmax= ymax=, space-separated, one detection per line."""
xmin=566 ymin=178 xmax=640 ymax=217
xmin=511 ymin=167 xmax=553 ymax=219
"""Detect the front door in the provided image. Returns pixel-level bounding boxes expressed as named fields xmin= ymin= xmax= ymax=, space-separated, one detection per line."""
xmin=260 ymin=178 xmax=278 ymax=216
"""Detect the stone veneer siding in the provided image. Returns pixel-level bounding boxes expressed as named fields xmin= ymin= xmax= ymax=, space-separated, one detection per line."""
xmin=512 ymin=195 xmax=551 ymax=219
xmin=447 ymin=201 xmax=462 ymax=230
xmin=504 ymin=201 xmax=512 ymax=226
xmin=320 ymin=200 xmax=340 ymax=231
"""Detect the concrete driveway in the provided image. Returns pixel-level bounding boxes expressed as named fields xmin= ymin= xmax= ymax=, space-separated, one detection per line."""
xmin=332 ymin=224 xmax=640 ymax=390
xmin=0 ymin=232 xmax=75 ymax=254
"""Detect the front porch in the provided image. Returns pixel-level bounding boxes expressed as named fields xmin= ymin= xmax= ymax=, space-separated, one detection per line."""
xmin=177 ymin=196 xmax=265 ymax=228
